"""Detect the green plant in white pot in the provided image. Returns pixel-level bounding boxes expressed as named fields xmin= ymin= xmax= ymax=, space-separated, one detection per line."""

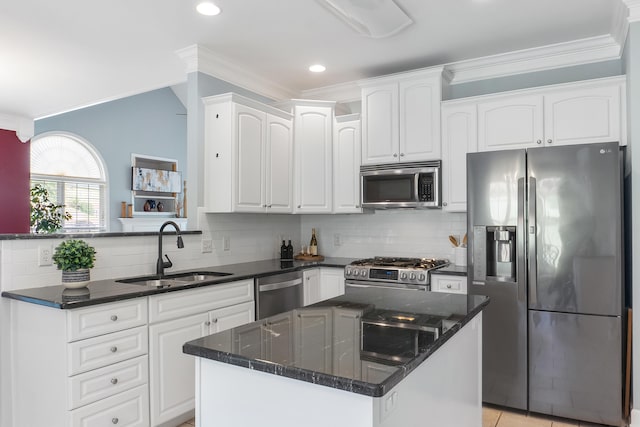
xmin=52 ymin=240 xmax=97 ymax=288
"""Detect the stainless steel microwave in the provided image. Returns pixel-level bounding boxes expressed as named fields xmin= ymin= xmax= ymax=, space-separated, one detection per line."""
xmin=360 ymin=161 xmax=441 ymax=209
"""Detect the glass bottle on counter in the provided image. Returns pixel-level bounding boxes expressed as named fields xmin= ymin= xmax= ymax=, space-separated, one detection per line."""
xmin=286 ymin=240 xmax=293 ymax=259
xmin=280 ymin=240 xmax=287 ymax=259
xmin=309 ymin=228 xmax=318 ymax=256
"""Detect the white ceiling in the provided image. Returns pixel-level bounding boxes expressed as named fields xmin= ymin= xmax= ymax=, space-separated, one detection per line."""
xmin=0 ymin=0 xmax=625 ymax=120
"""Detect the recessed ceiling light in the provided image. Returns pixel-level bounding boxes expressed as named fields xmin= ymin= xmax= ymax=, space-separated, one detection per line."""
xmin=309 ymin=64 xmax=326 ymax=73
xmin=197 ymin=2 xmax=221 ymax=16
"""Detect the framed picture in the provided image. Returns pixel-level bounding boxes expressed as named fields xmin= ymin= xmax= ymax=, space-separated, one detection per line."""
xmin=132 ymin=167 xmax=182 ymax=193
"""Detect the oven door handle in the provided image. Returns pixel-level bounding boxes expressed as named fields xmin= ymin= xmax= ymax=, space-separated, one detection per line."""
xmin=259 ymin=278 xmax=302 ymax=292
xmin=345 ymin=280 xmax=428 ymax=291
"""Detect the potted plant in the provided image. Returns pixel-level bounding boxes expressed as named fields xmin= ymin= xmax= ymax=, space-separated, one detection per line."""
xmin=52 ymin=239 xmax=97 ymax=288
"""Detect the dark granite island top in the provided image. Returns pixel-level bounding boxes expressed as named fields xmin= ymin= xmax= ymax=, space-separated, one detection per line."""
xmin=183 ymin=287 xmax=488 ymax=397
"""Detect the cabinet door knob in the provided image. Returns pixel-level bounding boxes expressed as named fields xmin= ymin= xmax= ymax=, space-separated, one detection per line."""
xmin=547 ymin=139 xmax=552 ymax=144
xmin=110 ymin=346 xmax=118 ymax=353
xmin=393 ymin=153 xmax=398 ymax=158
xmin=443 ymin=202 xmax=448 ymax=206
xmin=212 ymin=318 xmax=218 ymax=323
xmin=446 ymin=284 xmax=452 ymax=289
xmin=110 ymin=315 xmax=118 ymax=322
xmin=400 ymin=153 xmax=405 ymax=157
xmin=205 ymin=321 xmax=211 ymax=326
xmin=297 ymin=205 xmax=301 ymax=208
xmin=536 ymin=139 xmax=542 ymax=144
xmin=110 ymin=378 xmax=118 ymax=385
xmin=112 ymin=418 xmax=119 ymax=424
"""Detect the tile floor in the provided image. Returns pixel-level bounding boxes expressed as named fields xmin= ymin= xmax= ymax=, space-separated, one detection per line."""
xmin=178 ymin=407 xmax=621 ymax=427
xmin=483 ymin=405 xmax=623 ymax=427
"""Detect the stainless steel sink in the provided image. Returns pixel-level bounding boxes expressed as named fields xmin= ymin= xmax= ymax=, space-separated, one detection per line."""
xmin=117 ymin=271 xmax=232 ymax=288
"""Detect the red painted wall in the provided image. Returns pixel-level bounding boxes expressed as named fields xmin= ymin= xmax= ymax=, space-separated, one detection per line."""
xmin=0 ymin=129 xmax=30 ymax=233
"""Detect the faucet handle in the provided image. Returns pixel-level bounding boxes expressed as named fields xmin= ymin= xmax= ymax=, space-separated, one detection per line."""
xmin=163 ymin=254 xmax=173 ymax=269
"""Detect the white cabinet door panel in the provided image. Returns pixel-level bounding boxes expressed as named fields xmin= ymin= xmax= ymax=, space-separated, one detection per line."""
xmin=210 ymin=301 xmax=255 ymax=333
xmin=333 ymin=117 xmax=362 ymax=213
xmin=400 ymin=78 xmax=440 ymax=161
xmin=294 ymin=308 xmax=332 ymax=374
xmin=149 ymin=312 xmax=209 ymax=426
xmin=235 ymin=104 xmax=265 ymax=212
xmin=362 ymin=84 xmax=399 ymax=165
xmin=266 ymin=115 xmax=293 ymax=212
xmin=544 ymin=85 xmax=621 ymax=146
xmin=478 ymin=95 xmax=543 ymax=151
xmin=441 ymin=103 xmax=477 ymax=212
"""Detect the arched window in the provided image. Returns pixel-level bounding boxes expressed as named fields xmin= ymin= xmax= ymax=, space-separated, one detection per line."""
xmin=30 ymin=133 xmax=108 ymax=232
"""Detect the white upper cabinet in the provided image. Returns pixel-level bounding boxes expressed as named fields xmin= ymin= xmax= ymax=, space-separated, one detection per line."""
xmin=478 ymin=94 xmax=543 ymax=151
xmin=477 ymin=77 xmax=625 ymax=151
xmin=543 ymin=83 xmax=623 ymax=146
xmin=333 ymin=114 xmax=362 ymax=214
xmin=289 ymin=100 xmax=335 ymax=214
xmin=265 ymin=114 xmax=294 ymax=213
xmin=203 ymin=93 xmax=293 ymax=213
xmin=361 ymin=69 xmax=443 ymax=165
xmin=441 ymin=103 xmax=477 ymax=212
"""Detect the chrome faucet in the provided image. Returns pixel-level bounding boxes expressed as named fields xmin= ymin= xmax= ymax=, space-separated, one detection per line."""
xmin=157 ymin=220 xmax=184 ymax=277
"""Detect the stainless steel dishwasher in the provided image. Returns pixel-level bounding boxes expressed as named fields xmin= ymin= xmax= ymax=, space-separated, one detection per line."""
xmin=255 ymin=271 xmax=304 ymax=320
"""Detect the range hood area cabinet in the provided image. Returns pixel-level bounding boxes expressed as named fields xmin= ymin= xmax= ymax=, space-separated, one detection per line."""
xmin=360 ymin=67 xmax=446 ymax=166
xmin=439 ymin=75 xmax=626 ymax=213
xmin=203 ymin=93 xmax=294 ymax=213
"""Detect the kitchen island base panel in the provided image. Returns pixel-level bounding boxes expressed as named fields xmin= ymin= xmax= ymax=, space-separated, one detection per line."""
xmin=194 ymin=313 xmax=482 ymax=427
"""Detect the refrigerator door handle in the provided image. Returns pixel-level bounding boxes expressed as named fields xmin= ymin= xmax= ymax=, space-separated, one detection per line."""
xmin=517 ymin=177 xmax=526 ymax=302
xmin=528 ymin=176 xmax=537 ymax=305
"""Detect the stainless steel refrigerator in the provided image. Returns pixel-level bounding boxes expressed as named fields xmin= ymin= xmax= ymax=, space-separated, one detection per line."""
xmin=467 ymin=142 xmax=624 ymax=426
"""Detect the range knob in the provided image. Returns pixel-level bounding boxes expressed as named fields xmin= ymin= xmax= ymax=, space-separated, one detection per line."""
xmin=345 ymin=268 xmax=352 ymax=276
xmin=409 ymin=273 xmax=416 ymax=280
xmin=400 ymin=272 xmax=407 ymax=280
xmin=360 ymin=269 xmax=368 ymax=277
xmin=419 ymin=273 xmax=426 ymax=281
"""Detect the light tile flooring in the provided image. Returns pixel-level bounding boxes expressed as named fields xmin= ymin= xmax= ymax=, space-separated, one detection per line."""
xmin=178 ymin=407 xmax=620 ymax=427
xmin=483 ymin=405 xmax=621 ymax=427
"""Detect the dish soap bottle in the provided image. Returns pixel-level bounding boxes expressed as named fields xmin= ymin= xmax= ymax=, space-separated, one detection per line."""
xmin=309 ymin=228 xmax=318 ymax=256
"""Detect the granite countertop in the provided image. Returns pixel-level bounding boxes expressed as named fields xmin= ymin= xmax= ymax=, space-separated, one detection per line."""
xmin=183 ymin=287 xmax=489 ymax=397
xmin=1 ymin=257 xmax=357 ymax=309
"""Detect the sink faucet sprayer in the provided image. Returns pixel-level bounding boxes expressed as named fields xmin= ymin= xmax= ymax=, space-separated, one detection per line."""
xmin=157 ymin=221 xmax=184 ymax=277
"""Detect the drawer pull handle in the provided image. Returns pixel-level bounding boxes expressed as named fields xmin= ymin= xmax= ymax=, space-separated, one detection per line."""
xmin=446 ymin=284 xmax=452 ymax=289
xmin=110 ymin=378 xmax=118 ymax=385
xmin=205 ymin=321 xmax=211 ymax=326
xmin=110 ymin=346 xmax=118 ymax=353
xmin=212 ymin=318 xmax=218 ymax=323
xmin=110 ymin=315 xmax=118 ymax=321
xmin=112 ymin=418 xmax=119 ymax=424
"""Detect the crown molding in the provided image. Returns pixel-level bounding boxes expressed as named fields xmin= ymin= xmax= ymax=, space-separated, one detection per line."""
xmin=175 ymin=45 xmax=298 ymax=101
xmin=300 ymin=80 xmax=361 ymax=103
xmin=445 ymin=35 xmax=621 ymax=84
xmin=0 ymin=113 xmax=34 ymax=142
xmin=623 ymin=0 xmax=640 ymax=22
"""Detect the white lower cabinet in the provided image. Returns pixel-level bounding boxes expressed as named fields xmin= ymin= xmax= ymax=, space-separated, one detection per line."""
xmin=10 ymin=298 xmax=149 ymax=427
xmin=148 ymin=281 xmax=254 ymax=426
xmin=332 ymin=308 xmax=362 ymax=379
xmin=431 ymin=274 xmax=467 ymax=294
xmin=305 ymin=267 xmax=346 ymax=306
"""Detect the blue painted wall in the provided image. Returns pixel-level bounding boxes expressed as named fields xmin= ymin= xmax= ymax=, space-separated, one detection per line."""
xmin=34 ymin=88 xmax=187 ymax=231
xmin=447 ymin=59 xmax=624 ymax=100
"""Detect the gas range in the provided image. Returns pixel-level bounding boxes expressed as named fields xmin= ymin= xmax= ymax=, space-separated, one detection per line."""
xmin=344 ymin=256 xmax=449 ymax=291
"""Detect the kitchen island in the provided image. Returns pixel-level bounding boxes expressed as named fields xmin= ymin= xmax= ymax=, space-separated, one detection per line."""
xmin=184 ymin=287 xmax=488 ymax=427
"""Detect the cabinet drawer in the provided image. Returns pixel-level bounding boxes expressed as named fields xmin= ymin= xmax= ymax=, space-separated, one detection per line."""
xmin=149 ymin=279 xmax=254 ymax=323
xmin=431 ymin=275 xmax=467 ymax=294
xmin=69 ymin=384 xmax=149 ymax=427
xmin=67 ymin=299 xmax=147 ymax=342
xmin=68 ymin=326 xmax=148 ymax=376
xmin=68 ymin=355 xmax=148 ymax=410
